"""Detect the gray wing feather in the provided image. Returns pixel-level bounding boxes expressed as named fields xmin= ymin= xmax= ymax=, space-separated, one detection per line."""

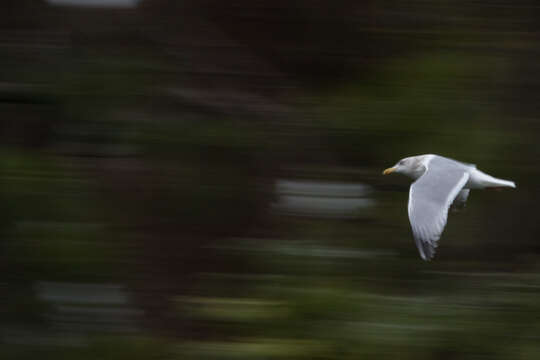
xmin=408 ymin=157 xmax=470 ymax=260
xmin=451 ymin=189 xmax=470 ymax=211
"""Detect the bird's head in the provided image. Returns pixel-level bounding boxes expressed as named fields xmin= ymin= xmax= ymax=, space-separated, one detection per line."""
xmin=383 ymin=156 xmax=424 ymax=178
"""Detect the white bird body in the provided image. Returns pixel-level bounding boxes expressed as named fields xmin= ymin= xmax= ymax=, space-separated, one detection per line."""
xmin=383 ymin=154 xmax=515 ymax=260
xmin=396 ymin=154 xmax=515 ymax=189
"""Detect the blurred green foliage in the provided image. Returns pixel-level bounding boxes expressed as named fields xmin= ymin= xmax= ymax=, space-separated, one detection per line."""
xmin=1 ymin=1 xmax=540 ymax=359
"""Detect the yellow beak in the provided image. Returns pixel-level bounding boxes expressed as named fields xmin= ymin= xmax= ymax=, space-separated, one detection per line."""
xmin=382 ymin=167 xmax=396 ymax=175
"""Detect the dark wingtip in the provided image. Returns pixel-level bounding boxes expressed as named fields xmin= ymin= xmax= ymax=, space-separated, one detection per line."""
xmin=415 ymin=236 xmax=436 ymax=261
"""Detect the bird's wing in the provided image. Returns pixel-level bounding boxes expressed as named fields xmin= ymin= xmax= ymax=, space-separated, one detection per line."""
xmin=408 ymin=157 xmax=470 ymax=260
xmin=451 ymin=189 xmax=470 ymax=211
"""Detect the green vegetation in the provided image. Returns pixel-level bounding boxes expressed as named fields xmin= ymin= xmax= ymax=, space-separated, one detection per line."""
xmin=1 ymin=1 xmax=539 ymax=359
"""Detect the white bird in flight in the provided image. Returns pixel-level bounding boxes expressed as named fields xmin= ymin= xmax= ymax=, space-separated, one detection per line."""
xmin=383 ymin=154 xmax=515 ymax=260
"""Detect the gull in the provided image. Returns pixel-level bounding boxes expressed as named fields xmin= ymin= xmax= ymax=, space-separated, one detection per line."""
xmin=383 ymin=154 xmax=515 ymax=260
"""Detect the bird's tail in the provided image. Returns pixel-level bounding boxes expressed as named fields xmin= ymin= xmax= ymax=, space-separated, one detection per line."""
xmin=473 ymin=170 xmax=516 ymax=189
xmin=470 ymin=169 xmax=516 ymax=189
xmin=486 ymin=177 xmax=516 ymax=189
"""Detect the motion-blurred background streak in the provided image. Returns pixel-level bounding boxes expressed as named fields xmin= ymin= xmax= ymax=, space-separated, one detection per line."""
xmin=1 ymin=0 xmax=539 ymax=359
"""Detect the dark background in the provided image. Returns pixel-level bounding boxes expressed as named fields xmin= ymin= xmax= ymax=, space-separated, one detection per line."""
xmin=1 ymin=0 xmax=539 ymax=358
